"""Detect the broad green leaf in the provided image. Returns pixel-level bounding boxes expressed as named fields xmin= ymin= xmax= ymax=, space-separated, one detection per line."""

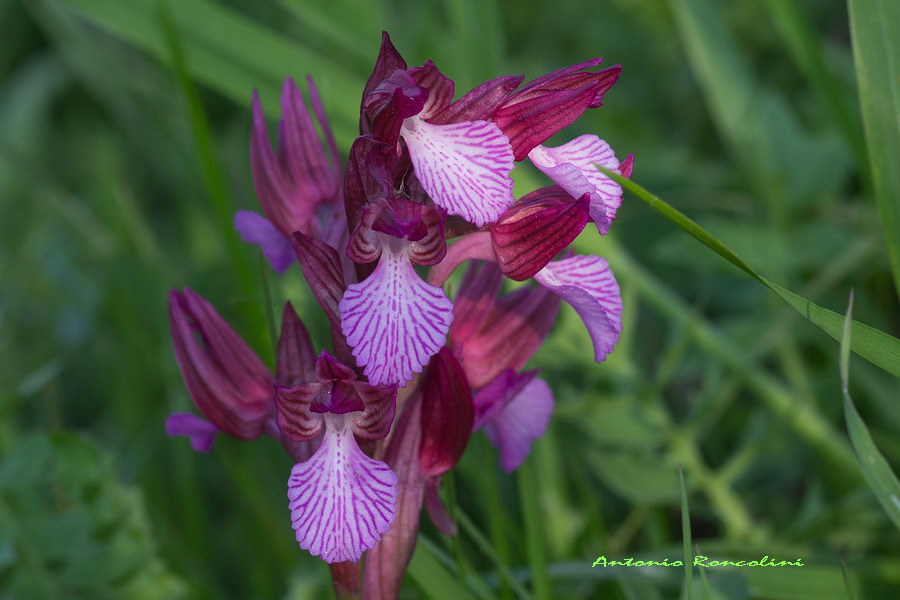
xmin=600 ymin=167 xmax=900 ymax=379
xmin=849 ymin=0 xmax=900 ymax=297
xmin=840 ymin=293 xmax=900 ymax=530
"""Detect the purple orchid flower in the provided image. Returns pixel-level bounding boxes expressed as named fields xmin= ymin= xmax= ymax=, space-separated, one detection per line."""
xmin=235 ymin=76 xmax=343 ymax=272
xmin=276 ymin=351 xmax=398 ymax=563
xmin=170 ymin=31 xmax=632 ymax=599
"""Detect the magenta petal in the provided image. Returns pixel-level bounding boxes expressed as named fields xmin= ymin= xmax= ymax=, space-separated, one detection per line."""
xmin=483 ymin=376 xmax=554 ymax=472
xmin=472 ymin=369 xmax=537 ymax=430
xmin=533 ymin=255 xmax=622 ymax=362
xmin=490 ymin=186 xmax=590 ymax=281
xmin=527 ymin=135 xmax=624 ymax=235
xmin=276 ymin=301 xmax=316 ymax=386
xmin=428 ymin=75 xmax=524 ymax=125
xmin=419 ymin=348 xmax=474 ymax=477
xmin=291 ymin=232 xmax=348 ymax=331
xmin=339 ymin=242 xmax=454 ymax=386
xmin=494 ymin=84 xmax=599 ymax=161
xmin=288 ymin=414 xmax=398 ymax=563
xmin=400 ymin=118 xmax=514 ymax=227
xmin=234 ymin=211 xmax=295 ymax=273
xmin=276 ymin=383 xmax=325 ymax=441
xmin=165 ymin=413 xmax=219 ymax=453
xmin=351 ymin=383 xmax=397 ymax=440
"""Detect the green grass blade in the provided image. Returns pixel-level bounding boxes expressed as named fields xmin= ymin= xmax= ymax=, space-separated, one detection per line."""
xmin=156 ymin=0 xmax=253 ymax=283
xmin=599 ymin=167 xmax=900 ymax=378
xmin=840 ymin=292 xmax=900 ymax=530
xmin=765 ymin=0 xmax=867 ymax=162
xmin=848 ymin=0 xmax=900 ymax=297
xmin=408 ymin=536 xmax=478 ymax=600
xmin=56 ymin=0 xmax=360 ymax=138
xmin=456 ymin=509 xmax=534 ymax=600
xmin=518 ymin=461 xmax=551 ymax=600
xmin=841 ymin=561 xmax=860 ymax=600
xmin=679 ymin=470 xmax=693 ymax=600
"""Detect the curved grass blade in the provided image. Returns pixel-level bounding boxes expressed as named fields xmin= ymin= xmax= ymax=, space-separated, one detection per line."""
xmin=849 ymin=0 xmax=900 ymax=298
xmin=840 ymin=291 xmax=900 ymax=530
xmin=598 ymin=167 xmax=900 ymax=378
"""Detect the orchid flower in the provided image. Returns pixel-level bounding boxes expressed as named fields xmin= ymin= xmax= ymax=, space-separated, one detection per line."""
xmin=168 ymin=31 xmax=632 ymax=600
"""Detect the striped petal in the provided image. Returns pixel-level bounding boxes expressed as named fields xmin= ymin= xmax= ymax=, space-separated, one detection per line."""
xmin=401 ymin=118 xmax=514 ymax=227
xmin=533 ymin=255 xmax=622 ymax=362
xmin=527 ymin=135 xmax=624 ymax=235
xmin=339 ymin=241 xmax=454 ymax=386
xmin=288 ymin=413 xmax=398 ymax=563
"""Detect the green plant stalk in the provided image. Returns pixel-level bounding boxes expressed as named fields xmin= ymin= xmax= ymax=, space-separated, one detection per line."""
xmin=518 ymin=461 xmax=551 ymax=600
xmin=157 ymin=0 xmax=256 ymax=305
xmin=669 ymin=432 xmax=757 ymax=542
xmin=456 ymin=509 xmax=534 ymax=600
xmin=485 ymin=460 xmax=514 ymax=600
xmin=598 ymin=240 xmax=859 ymax=477
xmin=684 ymin=234 xmax=882 ymax=447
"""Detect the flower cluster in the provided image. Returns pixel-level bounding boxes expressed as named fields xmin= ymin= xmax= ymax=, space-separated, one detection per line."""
xmin=167 ymin=32 xmax=630 ymax=598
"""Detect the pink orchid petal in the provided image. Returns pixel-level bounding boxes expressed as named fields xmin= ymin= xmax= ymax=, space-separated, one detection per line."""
xmin=527 ymin=135 xmax=624 ymax=235
xmin=534 ymin=255 xmax=622 ymax=362
xmin=483 ymin=376 xmax=554 ymax=472
xmin=165 ymin=413 xmax=219 ymax=453
xmin=234 ymin=211 xmax=295 ymax=273
xmin=339 ymin=241 xmax=454 ymax=386
xmin=288 ymin=413 xmax=398 ymax=563
xmin=400 ymin=118 xmax=514 ymax=227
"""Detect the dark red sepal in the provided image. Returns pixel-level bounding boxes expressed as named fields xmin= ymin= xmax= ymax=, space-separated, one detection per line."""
xmin=490 ymin=186 xmax=590 ymax=281
xmin=419 ymin=347 xmax=474 ymax=477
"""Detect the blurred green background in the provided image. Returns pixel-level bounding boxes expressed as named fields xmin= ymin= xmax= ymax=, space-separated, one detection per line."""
xmin=1 ymin=0 xmax=898 ymax=598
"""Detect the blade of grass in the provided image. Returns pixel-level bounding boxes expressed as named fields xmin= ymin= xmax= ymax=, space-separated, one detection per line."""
xmin=599 ymin=167 xmax=900 ymax=378
xmin=408 ymin=536 xmax=478 ymax=600
xmin=840 ymin=291 xmax=900 ymax=530
xmin=679 ymin=470 xmax=694 ymax=600
xmin=584 ymin=239 xmax=859 ymax=476
xmin=764 ymin=0 xmax=867 ymax=162
xmin=57 ymin=0 xmax=360 ymax=138
xmin=848 ymin=0 xmax=900 ymax=297
xmin=841 ymin=561 xmax=860 ymax=600
xmin=156 ymin=0 xmax=256 ymax=296
xmin=518 ymin=461 xmax=550 ymax=600
xmin=456 ymin=508 xmax=534 ymax=600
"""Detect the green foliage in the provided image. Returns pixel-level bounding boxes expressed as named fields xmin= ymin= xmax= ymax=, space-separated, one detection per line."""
xmin=1 ymin=0 xmax=898 ymax=598
xmin=0 ymin=433 xmax=187 ymax=599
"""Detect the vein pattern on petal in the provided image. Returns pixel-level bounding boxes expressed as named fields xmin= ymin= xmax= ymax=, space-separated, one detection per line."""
xmin=339 ymin=242 xmax=454 ymax=386
xmin=534 ymin=255 xmax=622 ymax=361
xmin=401 ymin=118 xmax=514 ymax=227
xmin=287 ymin=413 xmax=398 ymax=563
xmin=528 ymin=135 xmax=623 ymax=235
